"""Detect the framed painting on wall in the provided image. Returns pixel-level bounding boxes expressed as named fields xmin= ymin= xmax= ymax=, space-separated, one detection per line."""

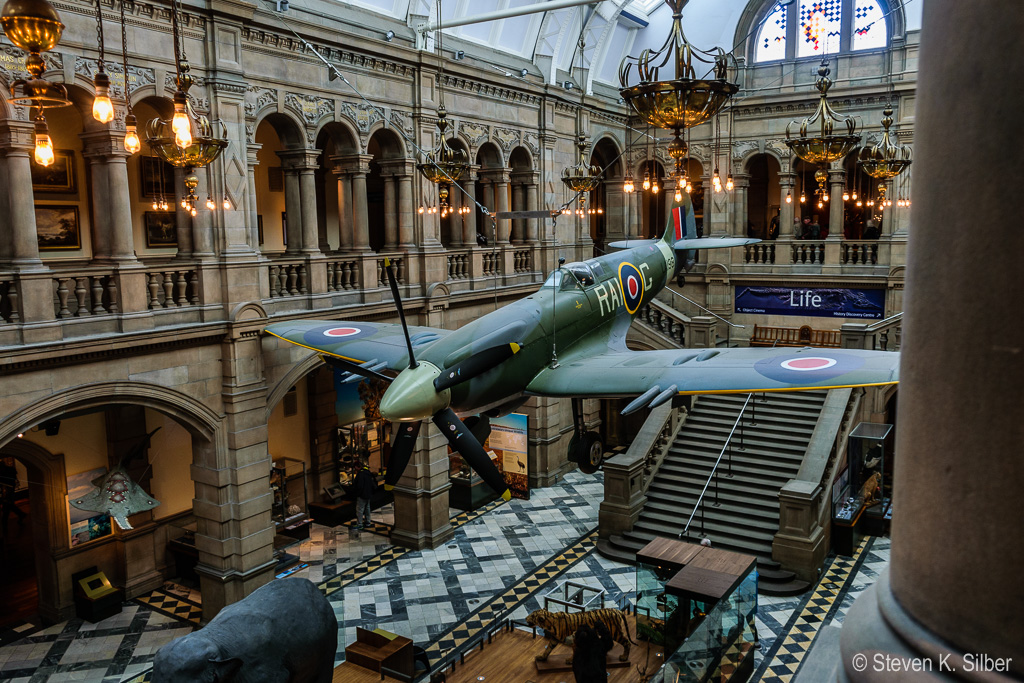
xmin=140 ymin=156 xmax=175 ymax=198
xmin=144 ymin=211 xmax=177 ymax=247
xmin=30 ymin=150 xmax=76 ymax=193
xmin=35 ymin=204 xmax=82 ymax=250
xmin=67 ymin=467 xmax=113 ymax=547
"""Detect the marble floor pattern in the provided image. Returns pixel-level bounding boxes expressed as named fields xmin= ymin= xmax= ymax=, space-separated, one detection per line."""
xmin=0 ymin=470 xmax=891 ymax=683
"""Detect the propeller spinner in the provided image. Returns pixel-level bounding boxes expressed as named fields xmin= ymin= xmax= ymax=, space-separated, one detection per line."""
xmin=372 ymin=258 xmax=514 ymax=501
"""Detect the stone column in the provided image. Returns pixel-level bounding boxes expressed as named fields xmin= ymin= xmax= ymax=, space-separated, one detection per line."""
xmin=83 ymin=155 xmax=111 ymax=261
xmin=448 ymin=186 xmax=462 ymax=247
xmin=330 ymin=155 xmax=353 ymax=251
xmin=382 ymin=175 xmax=398 ymax=250
xmin=731 ymin=173 xmax=750 ymax=237
xmin=298 ymin=164 xmax=321 ymax=256
xmin=510 ymin=181 xmax=525 ymax=244
xmin=462 ymin=168 xmax=478 ymax=247
xmin=173 ymin=168 xmax=193 ymax=258
xmin=191 ymin=170 xmax=214 ymax=258
xmin=701 ymin=178 xmax=713 ymax=237
xmin=2 ymin=144 xmax=42 ymax=268
xmin=525 ymin=177 xmax=540 ymax=243
xmin=246 ymin=144 xmax=261 ymax=252
xmin=282 ymin=168 xmax=302 ymax=255
xmin=779 ymin=172 xmax=796 ymax=237
xmin=338 ymin=155 xmax=373 ymax=252
xmin=494 ymin=169 xmax=511 ymax=244
xmin=840 ymin=2 xmax=1024 ymax=679
xmin=81 ymin=133 xmax=138 ymax=264
xmin=397 ymin=170 xmax=414 ymax=249
xmin=828 ymin=168 xmax=845 ymax=239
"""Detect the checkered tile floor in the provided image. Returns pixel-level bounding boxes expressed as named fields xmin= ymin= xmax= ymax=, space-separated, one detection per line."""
xmin=0 ymin=471 xmax=892 ymax=683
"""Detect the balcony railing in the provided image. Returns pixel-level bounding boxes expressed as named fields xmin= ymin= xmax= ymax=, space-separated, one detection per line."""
xmin=326 ymin=257 xmax=361 ymax=291
xmin=447 ymin=251 xmax=470 ymax=281
xmin=145 ymin=268 xmax=199 ymax=310
xmin=268 ymin=261 xmax=308 ymax=299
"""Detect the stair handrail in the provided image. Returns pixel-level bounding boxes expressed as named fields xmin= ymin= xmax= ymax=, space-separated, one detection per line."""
xmin=680 ymin=393 xmax=755 ymax=540
xmin=664 ymin=286 xmax=745 ymax=328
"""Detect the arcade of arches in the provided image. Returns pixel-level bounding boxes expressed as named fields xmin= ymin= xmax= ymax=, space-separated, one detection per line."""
xmin=12 ymin=2 xmax=1019 ymax=683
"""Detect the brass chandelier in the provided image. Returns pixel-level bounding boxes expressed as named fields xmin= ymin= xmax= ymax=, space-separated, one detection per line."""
xmin=417 ymin=0 xmax=468 ymax=216
xmin=786 ymin=59 xmax=861 ymax=165
xmin=560 ymin=5 xmax=601 ymax=209
xmin=144 ymin=0 xmax=226 ymax=214
xmin=618 ymin=0 xmax=737 ymax=196
xmin=858 ymin=104 xmax=911 ymax=207
xmin=2 ymin=0 xmax=71 ymax=166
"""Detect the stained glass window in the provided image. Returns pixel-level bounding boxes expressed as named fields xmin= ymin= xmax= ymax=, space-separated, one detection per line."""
xmin=798 ymin=0 xmax=842 ymax=58
xmin=853 ymin=0 xmax=887 ymax=50
xmin=756 ymin=3 xmax=788 ymax=62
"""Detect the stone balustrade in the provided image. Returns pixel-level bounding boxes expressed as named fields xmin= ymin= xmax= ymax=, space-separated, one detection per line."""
xmin=376 ymin=255 xmax=405 ymax=286
xmin=841 ymin=312 xmax=903 ymax=351
xmin=144 ymin=268 xmax=200 ymax=310
xmin=325 ymin=257 xmax=361 ymax=292
xmin=635 ymin=301 xmax=688 ymax=347
xmin=268 ymin=261 xmax=309 ymax=298
xmin=53 ymin=271 xmax=119 ymax=318
xmin=482 ymin=251 xmax=499 ymax=277
xmin=744 ymin=242 xmax=776 ymax=265
xmin=513 ymin=249 xmax=532 ymax=274
xmin=0 ymin=277 xmax=18 ymax=323
xmin=841 ymin=240 xmax=879 ymax=265
xmin=446 ymin=251 xmax=470 ymax=280
xmin=791 ymin=240 xmax=826 ymax=265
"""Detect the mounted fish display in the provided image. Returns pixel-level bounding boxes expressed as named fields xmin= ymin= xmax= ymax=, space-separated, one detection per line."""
xmin=69 ymin=428 xmax=161 ymax=530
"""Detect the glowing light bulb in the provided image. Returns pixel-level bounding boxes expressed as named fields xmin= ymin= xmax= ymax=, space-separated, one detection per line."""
xmin=842 ymin=191 xmax=850 ymax=201
xmin=674 ymin=189 xmax=682 ymax=202
xmin=172 ymin=109 xmax=189 ymax=135
xmin=726 ymin=175 xmax=734 ymax=191
xmin=92 ymin=73 xmax=114 ymax=123
xmin=597 ymin=207 xmax=603 ymax=214
xmin=123 ymin=128 xmax=140 ymax=154
xmin=34 ymin=132 xmax=54 ymax=166
xmin=418 ymin=206 xmax=424 ymax=214
xmin=190 ymin=208 xmax=197 ymax=217
xmin=823 ymin=193 xmax=829 ymax=202
xmin=818 ymin=201 xmax=824 ymax=209
xmin=686 ymin=182 xmax=693 ymax=193
xmin=175 ymin=127 xmax=192 ymax=149
xmin=856 ymin=200 xmax=863 ymax=207
xmin=642 ymin=174 xmax=650 ymax=191
xmin=223 ymin=198 xmax=231 ymax=210
xmin=152 ymin=200 xmax=159 ymax=210
xmin=651 ymin=181 xmax=659 ymax=194
xmin=206 ymin=196 xmax=216 ymax=210
xmin=161 ymin=200 xmax=168 ymax=210
xmin=799 ymin=193 xmax=806 ymax=203
xmin=852 ymin=192 xmax=858 ymax=200
xmin=785 ymin=191 xmax=792 ymax=204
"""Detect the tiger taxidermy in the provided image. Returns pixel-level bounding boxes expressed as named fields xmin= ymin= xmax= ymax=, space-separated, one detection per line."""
xmin=525 ymin=608 xmax=634 ymax=663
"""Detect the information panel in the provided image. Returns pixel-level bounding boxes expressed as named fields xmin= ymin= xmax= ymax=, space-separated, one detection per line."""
xmin=734 ymin=286 xmax=885 ymax=319
xmin=486 ymin=413 xmax=529 ymax=500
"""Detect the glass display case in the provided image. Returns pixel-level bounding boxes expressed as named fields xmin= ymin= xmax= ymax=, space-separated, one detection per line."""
xmin=649 ymin=566 xmax=758 ymax=682
xmin=271 ymin=457 xmax=308 ymax=527
xmin=166 ymin=515 xmax=199 ymax=582
xmin=834 ymin=423 xmax=892 ymax=520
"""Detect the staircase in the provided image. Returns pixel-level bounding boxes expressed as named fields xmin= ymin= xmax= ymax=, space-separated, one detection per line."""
xmin=599 ymin=390 xmax=830 ymax=595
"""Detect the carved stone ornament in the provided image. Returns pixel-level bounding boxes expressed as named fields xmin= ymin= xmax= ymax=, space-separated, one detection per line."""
xmin=75 ymin=58 xmax=155 ymax=100
xmin=244 ymin=87 xmax=278 ymax=118
xmin=0 ymin=46 xmax=61 ymax=84
xmin=459 ymin=121 xmax=489 ymax=147
xmin=523 ymin=131 xmax=540 ymax=156
xmin=339 ymin=101 xmax=382 ymax=133
xmin=732 ymin=140 xmax=760 ymax=163
xmin=493 ymin=127 xmax=519 ymax=152
xmin=285 ymin=92 xmax=335 ymax=126
xmin=389 ymin=109 xmax=414 ymax=136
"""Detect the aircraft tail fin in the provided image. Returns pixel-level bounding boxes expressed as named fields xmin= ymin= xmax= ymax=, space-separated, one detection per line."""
xmin=662 ymin=192 xmax=697 ymax=245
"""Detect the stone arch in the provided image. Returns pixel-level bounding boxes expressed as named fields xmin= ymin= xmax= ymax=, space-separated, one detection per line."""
xmin=265 ymin=351 xmax=324 ymax=419
xmin=255 ymin=111 xmax=306 ymax=149
xmin=509 ymin=145 xmax=534 ymax=171
xmin=366 ymin=124 xmax=407 ymax=159
xmin=315 ymin=119 xmax=360 ymax=156
xmin=476 ymin=141 xmax=504 ymax=169
xmin=591 ymin=135 xmax=622 ymax=177
xmin=0 ymin=381 xmax=220 ymax=450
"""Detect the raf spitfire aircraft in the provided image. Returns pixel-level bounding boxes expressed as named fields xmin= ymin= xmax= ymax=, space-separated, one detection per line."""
xmin=265 ymin=195 xmax=899 ymax=502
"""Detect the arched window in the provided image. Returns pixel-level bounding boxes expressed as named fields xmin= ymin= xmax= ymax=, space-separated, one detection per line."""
xmin=753 ymin=0 xmax=890 ymax=63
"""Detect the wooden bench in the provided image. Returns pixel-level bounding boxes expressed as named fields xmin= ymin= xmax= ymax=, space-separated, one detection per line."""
xmin=344 ymin=627 xmax=414 ymax=678
xmin=749 ymin=324 xmax=841 ymax=348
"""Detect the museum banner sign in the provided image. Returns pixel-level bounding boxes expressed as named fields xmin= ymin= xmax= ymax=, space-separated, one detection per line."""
xmin=734 ymin=286 xmax=885 ymax=319
xmin=487 ymin=413 xmax=529 ymax=500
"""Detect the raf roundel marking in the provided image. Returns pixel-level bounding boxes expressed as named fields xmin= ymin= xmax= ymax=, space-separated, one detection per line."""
xmin=755 ymin=353 xmax=865 ymax=384
xmin=301 ymin=322 xmax=378 ymax=346
xmin=780 ymin=357 xmax=837 ymax=371
xmin=618 ymin=262 xmax=645 ymax=315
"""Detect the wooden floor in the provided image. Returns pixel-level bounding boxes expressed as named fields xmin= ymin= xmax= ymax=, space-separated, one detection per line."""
xmin=333 ymin=614 xmax=662 ymax=682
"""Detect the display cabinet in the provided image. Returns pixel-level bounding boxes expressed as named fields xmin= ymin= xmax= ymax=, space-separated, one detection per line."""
xmin=832 ymin=422 xmax=893 ymax=552
xmin=271 ymin=457 xmax=310 ymax=540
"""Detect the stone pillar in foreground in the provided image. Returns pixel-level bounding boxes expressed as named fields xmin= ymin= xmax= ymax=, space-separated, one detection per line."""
xmin=839 ymin=2 xmax=1024 ymax=679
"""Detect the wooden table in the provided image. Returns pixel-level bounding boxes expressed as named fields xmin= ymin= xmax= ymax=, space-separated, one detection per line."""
xmin=636 ymin=537 xmax=704 ymax=574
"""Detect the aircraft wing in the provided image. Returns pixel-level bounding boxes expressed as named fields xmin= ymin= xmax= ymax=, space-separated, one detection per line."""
xmin=264 ymin=320 xmax=450 ymax=370
xmin=525 ymin=346 xmax=899 ymax=398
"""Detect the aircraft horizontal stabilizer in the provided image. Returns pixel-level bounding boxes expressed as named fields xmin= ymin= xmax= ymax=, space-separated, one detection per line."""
xmin=672 ymin=237 xmax=761 ymax=250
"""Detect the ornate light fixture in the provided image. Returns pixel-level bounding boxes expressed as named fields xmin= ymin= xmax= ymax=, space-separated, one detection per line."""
xmin=418 ymin=0 xmax=468 ymax=214
xmin=2 ymin=0 xmax=70 ymax=165
xmin=119 ymin=0 xmax=139 ymax=153
xmin=786 ymin=59 xmax=861 ymax=166
xmin=619 ymin=0 xmax=737 ymax=137
xmin=90 ymin=0 xmax=113 ymax=123
xmin=858 ymin=104 xmax=912 ymax=206
xmin=560 ymin=8 xmax=601 ymax=209
xmin=146 ymin=0 xmax=227 ymax=184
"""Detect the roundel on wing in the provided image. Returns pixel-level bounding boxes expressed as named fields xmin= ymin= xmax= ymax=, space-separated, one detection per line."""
xmin=754 ymin=353 xmax=865 ymax=384
xmin=301 ymin=322 xmax=377 ymax=346
xmin=618 ymin=262 xmax=645 ymax=314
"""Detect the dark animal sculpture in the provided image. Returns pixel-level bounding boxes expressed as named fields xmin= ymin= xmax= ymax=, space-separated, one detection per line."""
xmin=525 ymin=608 xmax=634 ymax=663
xmin=152 ymin=579 xmax=337 ymax=683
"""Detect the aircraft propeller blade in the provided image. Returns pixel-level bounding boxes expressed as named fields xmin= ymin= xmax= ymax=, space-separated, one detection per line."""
xmin=432 ymin=408 xmax=511 ymax=501
xmin=383 ymin=421 xmax=422 ymax=491
xmin=321 ymin=355 xmax=392 ymax=383
xmin=384 ymin=257 xmax=418 ymax=370
xmin=433 ymin=343 xmax=521 ymax=392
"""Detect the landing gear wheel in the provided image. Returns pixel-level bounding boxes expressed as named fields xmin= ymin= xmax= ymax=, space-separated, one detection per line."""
xmin=575 ymin=431 xmax=604 ymax=474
